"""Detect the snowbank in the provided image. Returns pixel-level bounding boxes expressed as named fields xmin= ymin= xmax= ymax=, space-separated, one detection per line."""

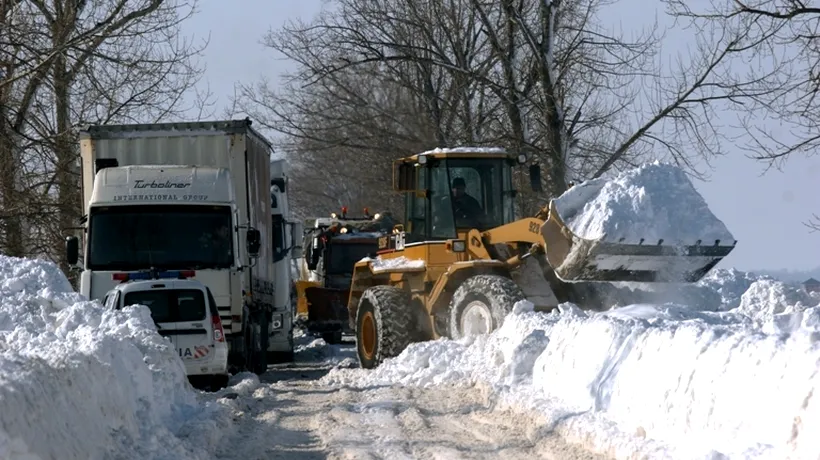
xmin=595 ymin=268 xmax=766 ymax=313
xmin=554 ymin=162 xmax=735 ymax=245
xmin=0 ymin=255 xmax=234 ymax=460
xmin=323 ymin=269 xmax=820 ymax=459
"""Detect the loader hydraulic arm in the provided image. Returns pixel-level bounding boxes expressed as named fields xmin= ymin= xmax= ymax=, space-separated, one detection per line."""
xmin=480 ymin=217 xmax=549 ymax=247
xmin=466 ymin=217 xmax=552 ymax=270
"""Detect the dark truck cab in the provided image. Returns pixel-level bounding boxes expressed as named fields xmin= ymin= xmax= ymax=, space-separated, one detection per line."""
xmin=296 ymin=210 xmax=395 ymax=343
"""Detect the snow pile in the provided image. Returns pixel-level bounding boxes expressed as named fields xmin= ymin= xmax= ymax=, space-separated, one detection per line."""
xmin=600 ymin=268 xmax=766 ymax=313
xmin=695 ymin=267 xmax=770 ymax=310
xmin=0 ymin=255 xmax=234 ymax=460
xmin=295 ymin=336 xmax=356 ymax=365
xmin=361 ymin=256 xmax=426 ymax=274
xmin=736 ymin=279 xmax=820 ymax=334
xmin=324 ymin=270 xmax=820 ymax=459
xmin=554 ymin=162 xmax=735 ymax=245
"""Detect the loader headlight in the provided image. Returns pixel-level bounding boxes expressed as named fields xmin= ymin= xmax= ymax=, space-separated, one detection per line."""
xmin=452 ymin=240 xmax=466 ymax=252
xmin=340 ymin=227 xmax=348 ymax=234
xmin=517 ymin=154 xmax=527 ymax=164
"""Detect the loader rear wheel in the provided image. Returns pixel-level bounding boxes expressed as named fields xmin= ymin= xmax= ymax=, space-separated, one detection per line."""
xmin=355 ymin=285 xmax=414 ymax=369
xmin=448 ymin=274 xmax=525 ymax=340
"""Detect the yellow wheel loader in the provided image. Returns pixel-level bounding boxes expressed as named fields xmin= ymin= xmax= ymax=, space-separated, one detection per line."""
xmin=345 ymin=148 xmax=736 ymax=369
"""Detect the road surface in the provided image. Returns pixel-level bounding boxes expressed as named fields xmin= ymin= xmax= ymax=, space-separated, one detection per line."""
xmin=213 ymin=338 xmax=609 ymax=460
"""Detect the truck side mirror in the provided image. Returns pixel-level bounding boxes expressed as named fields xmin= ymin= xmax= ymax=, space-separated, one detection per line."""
xmin=306 ymin=236 xmax=322 ymax=270
xmin=305 ymin=243 xmax=317 ymax=270
xmin=529 ymin=164 xmax=543 ymax=192
xmin=65 ymin=236 xmax=79 ymax=265
xmin=246 ymin=228 xmax=261 ymax=258
xmin=393 ymin=160 xmax=417 ymax=192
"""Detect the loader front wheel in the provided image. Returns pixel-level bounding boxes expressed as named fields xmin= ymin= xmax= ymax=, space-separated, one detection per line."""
xmin=356 ymin=285 xmax=414 ymax=369
xmin=448 ymin=274 xmax=525 ymax=340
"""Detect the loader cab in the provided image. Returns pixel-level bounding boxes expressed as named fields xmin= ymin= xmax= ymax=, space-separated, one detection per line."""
xmin=395 ymin=149 xmax=527 ymax=242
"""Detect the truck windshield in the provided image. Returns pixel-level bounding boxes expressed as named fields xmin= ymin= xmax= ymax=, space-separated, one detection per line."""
xmin=87 ymin=205 xmax=233 ymax=271
xmin=328 ymin=243 xmax=376 ymax=274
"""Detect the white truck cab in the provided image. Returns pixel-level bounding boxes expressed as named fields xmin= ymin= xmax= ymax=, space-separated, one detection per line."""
xmin=102 ymin=269 xmax=230 ymax=390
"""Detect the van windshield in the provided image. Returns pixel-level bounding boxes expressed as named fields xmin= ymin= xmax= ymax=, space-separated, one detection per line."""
xmin=123 ymin=289 xmax=206 ymax=323
xmin=87 ymin=205 xmax=233 ymax=271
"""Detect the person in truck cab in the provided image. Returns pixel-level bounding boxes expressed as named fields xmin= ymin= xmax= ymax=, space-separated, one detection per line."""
xmin=450 ymin=177 xmax=484 ymax=227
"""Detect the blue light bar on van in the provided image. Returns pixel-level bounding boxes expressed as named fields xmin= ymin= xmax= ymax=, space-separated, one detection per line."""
xmin=112 ymin=270 xmax=196 ymax=282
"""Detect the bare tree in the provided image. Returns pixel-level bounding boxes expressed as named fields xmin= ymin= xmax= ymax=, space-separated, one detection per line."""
xmin=0 ymin=0 xmax=208 ymax=268
xmin=0 ymin=0 xmax=49 ymax=257
xmin=240 ymin=65 xmax=428 ymax=218
xmin=238 ymin=0 xmax=502 ymax=217
xmin=244 ymin=0 xmax=783 ymax=220
xmin=664 ymin=0 xmax=820 ymax=229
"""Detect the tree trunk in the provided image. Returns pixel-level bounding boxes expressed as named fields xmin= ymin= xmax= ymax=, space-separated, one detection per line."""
xmin=53 ymin=52 xmax=78 ymax=281
xmin=0 ymin=122 xmax=23 ymax=257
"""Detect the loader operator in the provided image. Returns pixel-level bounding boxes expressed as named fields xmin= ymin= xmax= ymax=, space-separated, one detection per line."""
xmin=450 ymin=177 xmax=484 ymax=227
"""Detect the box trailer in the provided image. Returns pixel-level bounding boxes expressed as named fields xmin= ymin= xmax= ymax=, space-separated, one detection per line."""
xmin=65 ymin=119 xmax=295 ymax=373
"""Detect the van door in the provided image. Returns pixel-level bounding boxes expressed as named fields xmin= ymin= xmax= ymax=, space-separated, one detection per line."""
xmin=122 ymin=290 xmax=178 ymax=346
xmin=172 ymin=289 xmax=212 ymax=363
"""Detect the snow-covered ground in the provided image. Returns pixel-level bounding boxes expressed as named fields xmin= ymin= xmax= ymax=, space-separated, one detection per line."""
xmin=323 ymin=268 xmax=820 ymax=459
xmin=3 ymin=256 xmax=819 ymax=459
xmin=210 ymin=335 xmax=606 ymax=459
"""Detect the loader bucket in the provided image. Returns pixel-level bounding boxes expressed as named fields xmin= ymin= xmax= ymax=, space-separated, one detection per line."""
xmin=304 ymin=286 xmax=351 ymax=327
xmin=541 ymin=201 xmax=736 ymax=283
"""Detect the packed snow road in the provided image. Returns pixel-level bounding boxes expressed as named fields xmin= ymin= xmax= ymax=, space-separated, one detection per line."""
xmin=213 ymin=339 xmax=608 ymax=460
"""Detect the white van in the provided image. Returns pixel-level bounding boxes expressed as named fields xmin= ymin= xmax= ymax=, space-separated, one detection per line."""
xmin=102 ymin=270 xmax=230 ymax=390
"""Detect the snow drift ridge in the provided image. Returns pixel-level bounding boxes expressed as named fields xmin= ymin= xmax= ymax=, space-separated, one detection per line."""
xmin=0 ymin=255 xmax=232 ymax=460
xmin=323 ymin=271 xmax=820 ymax=459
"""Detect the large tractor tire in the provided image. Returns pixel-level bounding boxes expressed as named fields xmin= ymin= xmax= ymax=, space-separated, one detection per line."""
xmin=355 ymin=285 xmax=415 ymax=369
xmin=245 ymin=307 xmax=268 ymax=375
xmin=448 ymin=274 xmax=525 ymax=340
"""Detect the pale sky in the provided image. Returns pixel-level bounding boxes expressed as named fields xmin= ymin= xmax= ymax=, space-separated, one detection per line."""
xmin=180 ymin=0 xmax=819 ymax=272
